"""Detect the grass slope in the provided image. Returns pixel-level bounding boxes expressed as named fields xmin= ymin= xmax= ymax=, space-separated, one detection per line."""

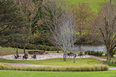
xmin=98 ymin=56 xmax=116 ymax=61
xmin=66 ymin=0 xmax=111 ymax=13
xmin=0 ymin=57 xmax=102 ymax=66
xmin=0 ymin=70 xmax=116 ymax=77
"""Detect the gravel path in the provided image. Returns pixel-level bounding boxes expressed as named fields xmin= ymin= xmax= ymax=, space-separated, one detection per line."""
xmin=0 ymin=53 xmax=90 ymax=60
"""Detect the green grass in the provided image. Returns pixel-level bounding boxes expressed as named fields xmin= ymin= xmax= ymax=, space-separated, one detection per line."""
xmin=96 ymin=56 xmax=116 ymax=62
xmin=0 ymin=46 xmax=62 ymax=55
xmin=66 ymin=0 xmax=113 ymax=14
xmin=0 ymin=64 xmax=108 ymax=71
xmin=0 ymin=57 xmax=102 ymax=66
xmin=0 ymin=70 xmax=116 ymax=77
xmin=0 ymin=46 xmax=29 ymax=55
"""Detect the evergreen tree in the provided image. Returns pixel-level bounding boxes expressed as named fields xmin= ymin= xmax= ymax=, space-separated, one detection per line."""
xmin=0 ymin=0 xmax=28 ymax=47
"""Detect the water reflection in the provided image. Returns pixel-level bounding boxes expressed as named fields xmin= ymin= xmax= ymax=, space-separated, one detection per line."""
xmin=71 ymin=45 xmax=106 ymax=52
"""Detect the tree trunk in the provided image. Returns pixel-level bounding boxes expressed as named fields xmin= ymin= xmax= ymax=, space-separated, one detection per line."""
xmin=73 ymin=54 xmax=75 ymax=63
xmin=107 ymin=52 xmax=111 ymax=61
xmin=110 ymin=0 xmax=111 ymax=4
xmin=79 ymin=30 xmax=81 ymax=36
xmin=111 ymin=51 xmax=115 ymax=58
xmin=24 ymin=45 xmax=26 ymax=54
xmin=63 ymin=51 xmax=67 ymax=61
xmin=56 ymin=46 xmax=59 ymax=53
xmin=16 ymin=46 xmax=18 ymax=54
xmin=14 ymin=45 xmax=15 ymax=50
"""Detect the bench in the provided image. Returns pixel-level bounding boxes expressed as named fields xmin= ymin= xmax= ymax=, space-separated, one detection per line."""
xmin=23 ymin=54 xmax=28 ymax=59
xmin=28 ymin=50 xmax=45 ymax=55
xmin=14 ymin=54 xmax=20 ymax=59
xmin=32 ymin=53 xmax=36 ymax=59
xmin=67 ymin=52 xmax=76 ymax=57
xmin=78 ymin=52 xmax=83 ymax=56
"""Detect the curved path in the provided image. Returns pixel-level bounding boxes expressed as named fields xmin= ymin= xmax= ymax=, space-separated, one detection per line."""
xmin=0 ymin=54 xmax=116 ymax=70
xmin=90 ymin=55 xmax=106 ymax=61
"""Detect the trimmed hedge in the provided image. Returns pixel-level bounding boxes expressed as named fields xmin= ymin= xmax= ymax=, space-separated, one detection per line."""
xmin=0 ymin=64 xmax=108 ymax=71
xmin=85 ymin=51 xmax=103 ymax=56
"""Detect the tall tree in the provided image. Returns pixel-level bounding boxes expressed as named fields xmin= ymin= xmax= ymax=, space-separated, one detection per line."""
xmin=42 ymin=0 xmax=66 ymax=53
xmin=94 ymin=3 xmax=116 ymax=61
xmin=0 ymin=0 xmax=28 ymax=47
xmin=70 ymin=2 xmax=95 ymax=36
xmin=15 ymin=0 xmax=43 ymax=40
xmin=43 ymin=0 xmax=77 ymax=61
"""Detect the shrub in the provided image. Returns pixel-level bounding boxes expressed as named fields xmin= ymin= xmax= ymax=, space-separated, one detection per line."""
xmin=85 ymin=51 xmax=103 ymax=56
xmin=26 ymin=44 xmax=36 ymax=49
xmin=0 ymin=64 xmax=108 ymax=71
xmin=85 ymin=51 xmax=87 ymax=55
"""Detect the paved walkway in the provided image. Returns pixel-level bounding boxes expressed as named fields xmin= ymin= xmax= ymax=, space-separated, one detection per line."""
xmin=109 ymin=68 xmax=116 ymax=70
xmin=90 ymin=55 xmax=106 ymax=61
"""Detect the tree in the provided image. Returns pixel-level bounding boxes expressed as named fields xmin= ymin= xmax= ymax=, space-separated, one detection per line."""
xmin=43 ymin=0 xmax=77 ymax=61
xmin=70 ymin=2 xmax=94 ymax=36
xmin=94 ymin=3 xmax=116 ymax=61
xmin=42 ymin=0 xmax=66 ymax=53
xmin=0 ymin=0 xmax=28 ymax=47
xmin=15 ymin=0 xmax=43 ymax=40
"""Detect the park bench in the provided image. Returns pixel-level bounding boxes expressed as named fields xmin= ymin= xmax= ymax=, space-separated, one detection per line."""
xmin=23 ymin=54 xmax=28 ymax=59
xmin=32 ymin=53 xmax=36 ymax=59
xmin=67 ymin=52 xmax=76 ymax=57
xmin=28 ymin=50 xmax=45 ymax=55
xmin=14 ymin=54 xmax=20 ymax=59
xmin=78 ymin=52 xmax=83 ymax=56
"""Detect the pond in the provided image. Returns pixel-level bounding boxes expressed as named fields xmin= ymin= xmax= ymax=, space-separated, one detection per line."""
xmin=71 ymin=45 xmax=106 ymax=52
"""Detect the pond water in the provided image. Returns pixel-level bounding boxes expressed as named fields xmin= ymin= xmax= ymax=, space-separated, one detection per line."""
xmin=71 ymin=45 xmax=106 ymax=52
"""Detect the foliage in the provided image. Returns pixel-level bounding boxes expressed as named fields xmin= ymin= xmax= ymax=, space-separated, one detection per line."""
xmin=85 ymin=51 xmax=103 ymax=56
xmin=0 ymin=0 xmax=29 ymax=47
xmin=70 ymin=2 xmax=95 ymax=36
xmin=0 ymin=64 xmax=108 ymax=71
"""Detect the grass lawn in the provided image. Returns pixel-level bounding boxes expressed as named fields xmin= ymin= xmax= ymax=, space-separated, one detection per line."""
xmin=0 ymin=70 xmax=116 ymax=77
xmin=66 ymin=0 xmax=114 ymax=14
xmin=96 ymin=56 xmax=116 ymax=62
xmin=0 ymin=46 xmax=63 ymax=55
xmin=0 ymin=57 xmax=102 ymax=66
xmin=0 ymin=46 xmax=29 ymax=55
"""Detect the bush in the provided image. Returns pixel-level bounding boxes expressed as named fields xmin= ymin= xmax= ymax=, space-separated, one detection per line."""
xmin=85 ymin=51 xmax=103 ymax=56
xmin=85 ymin=51 xmax=88 ymax=55
xmin=26 ymin=44 xmax=36 ymax=49
xmin=38 ymin=45 xmax=58 ymax=51
xmin=87 ymin=51 xmax=91 ymax=55
xmin=0 ymin=64 xmax=108 ymax=71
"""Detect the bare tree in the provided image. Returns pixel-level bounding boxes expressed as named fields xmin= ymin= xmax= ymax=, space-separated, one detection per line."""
xmin=94 ymin=3 xmax=116 ymax=61
xmin=43 ymin=0 xmax=77 ymax=61
xmin=42 ymin=0 xmax=66 ymax=53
